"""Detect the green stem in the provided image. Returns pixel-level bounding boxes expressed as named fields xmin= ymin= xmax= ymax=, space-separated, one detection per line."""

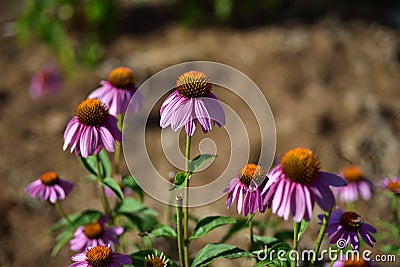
xmin=249 ymin=216 xmax=254 ymax=247
xmin=346 ymin=201 xmax=355 ymax=211
xmin=112 ymin=114 xmax=123 ymax=179
xmin=391 ymin=194 xmax=399 ymax=241
xmin=96 ymin=154 xmax=112 ymax=217
xmin=292 ymin=221 xmax=301 ymax=267
xmin=183 ymin=135 xmax=191 ymax=267
xmin=176 ymin=196 xmax=185 ymax=267
xmin=391 ymin=194 xmax=399 ymax=225
xmin=311 ymin=208 xmax=333 ymax=266
xmin=55 ymin=200 xmax=72 ymax=225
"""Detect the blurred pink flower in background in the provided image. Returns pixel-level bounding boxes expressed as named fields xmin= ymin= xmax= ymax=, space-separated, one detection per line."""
xmin=333 ymin=165 xmax=374 ymax=203
xmin=29 ymin=62 xmax=62 ymax=99
xmin=382 ymin=176 xmax=400 ymax=195
xmin=25 ymin=171 xmax=74 ymax=203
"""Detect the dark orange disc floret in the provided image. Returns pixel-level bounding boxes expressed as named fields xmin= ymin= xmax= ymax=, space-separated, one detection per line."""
xmin=145 ymin=252 xmax=168 ymax=267
xmin=176 ymin=70 xmax=212 ymax=98
xmin=343 ymin=257 xmax=368 ymax=267
xmin=387 ymin=180 xmax=400 ymax=194
xmin=84 ymin=222 xmax=103 ymax=239
xmin=75 ymin=99 xmax=108 ymax=126
xmin=108 ymin=67 xmax=135 ymax=89
xmin=40 ymin=171 xmax=59 ymax=185
xmin=86 ymin=246 xmax=112 ymax=267
xmin=281 ymin=148 xmax=321 ymax=185
xmin=145 ymin=257 xmax=166 ymax=267
xmin=239 ymin=164 xmax=264 ymax=187
xmin=340 ymin=211 xmax=364 ymax=231
xmin=342 ymin=165 xmax=364 ymax=182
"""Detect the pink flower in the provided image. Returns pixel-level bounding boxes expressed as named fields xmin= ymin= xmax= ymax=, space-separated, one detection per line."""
xmin=333 ymin=165 xmax=374 ymax=203
xmin=25 ymin=172 xmax=74 ymax=203
xmin=29 ymin=62 xmax=62 ymax=99
xmin=382 ymin=176 xmax=400 ymax=195
xmin=262 ymin=148 xmax=347 ymax=222
xmin=160 ymin=70 xmax=225 ymax=136
xmin=88 ymin=67 xmax=143 ymax=116
xmin=70 ymin=216 xmax=124 ymax=252
xmin=319 ymin=207 xmax=376 ymax=249
xmin=69 ymin=244 xmax=132 ymax=267
xmin=63 ymin=99 xmax=122 ymax=158
xmin=225 ymin=164 xmax=267 ymax=216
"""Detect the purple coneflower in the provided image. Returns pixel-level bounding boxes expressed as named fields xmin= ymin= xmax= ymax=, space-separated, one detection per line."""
xmin=145 ymin=252 xmax=169 ymax=267
xmin=29 ymin=62 xmax=62 ymax=99
xmin=63 ymin=98 xmax=122 ymax=158
xmin=319 ymin=207 xmax=376 ymax=249
xmin=225 ymin=164 xmax=266 ymax=216
xmin=160 ymin=70 xmax=225 ymax=136
xmin=70 ymin=216 xmax=124 ymax=252
xmin=333 ymin=165 xmax=374 ymax=203
xmin=382 ymin=176 xmax=400 ymax=195
xmin=69 ymin=244 xmax=132 ymax=267
xmin=262 ymin=148 xmax=347 ymax=222
xmin=88 ymin=67 xmax=143 ymax=116
xmin=25 ymin=172 xmax=74 ymax=203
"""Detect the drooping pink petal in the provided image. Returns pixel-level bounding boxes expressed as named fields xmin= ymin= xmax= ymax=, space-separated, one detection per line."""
xmin=293 ymin=183 xmax=306 ymax=222
xmin=99 ymin=126 xmax=116 ymax=152
xmin=194 ymin=99 xmax=212 ymax=132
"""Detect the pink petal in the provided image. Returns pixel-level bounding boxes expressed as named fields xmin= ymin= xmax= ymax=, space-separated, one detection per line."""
xmin=293 ymin=183 xmax=306 ymax=222
xmin=99 ymin=126 xmax=116 ymax=152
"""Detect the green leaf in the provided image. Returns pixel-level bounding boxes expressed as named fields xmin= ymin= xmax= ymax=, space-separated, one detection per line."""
xmin=169 ymin=172 xmax=188 ymax=191
xmin=115 ymin=198 xmax=157 ymax=215
xmin=150 ymin=225 xmax=177 ymax=239
xmin=189 ymin=154 xmax=216 ymax=174
xmin=297 ymin=219 xmax=308 ymax=241
xmin=130 ymin=249 xmax=178 ymax=267
xmin=252 ymin=242 xmax=292 ymax=267
xmin=121 ymin=175 xmax=144 ymax=202
xmin=116 ymin=198 xmax=158 ymax=232
xmin=190 ymin=216 xmax=236 ymax=241
xmin=98 ymin=149 xmax=111 ymax=177
xmin=51 ymin=230 xmax=74 ymax=257
xmin=79 ymin=149 xmax=111 ymax=177
xmin=191 ymin=243 xmax=253 ymax=267
xmin=79 ymin=155 xmax=97 ymax=176
xmin=103 ymin=177 xmax=124 ymax=200
xmin=220 ymin=219 xmax=248 ymax=243
xmin=253 ymin=235 xmax=280 ymax=247
xmin=274 ymin=230 xmax=294 ymax=240
xmin=246 ymin=213 xmax=255 ymax=224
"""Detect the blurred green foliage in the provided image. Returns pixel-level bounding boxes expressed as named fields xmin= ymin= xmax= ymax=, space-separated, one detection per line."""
xmin=16 ymin=0 xmax=397 ymax=73
xmin=17 ymin=0 xmax=117 ymax=73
